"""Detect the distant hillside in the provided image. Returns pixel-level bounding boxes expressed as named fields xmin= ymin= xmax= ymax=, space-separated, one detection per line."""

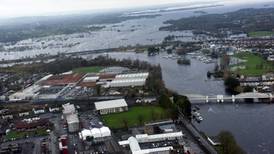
xmin=160 ymin=8 xmax=274 ymax=37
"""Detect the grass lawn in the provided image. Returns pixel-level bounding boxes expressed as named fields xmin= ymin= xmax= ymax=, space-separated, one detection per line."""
xmin=231 ymin=52 xmax=273 ymax=76
xmin=73 ymin=66 xmax=103 ymax=73
xmin=102 ymin=106 xmax=170 ymax=129
xmin=248 ymin=31 xmax=274 ymax=37
xmin=5 ymin=128 xmax=48 ymax=140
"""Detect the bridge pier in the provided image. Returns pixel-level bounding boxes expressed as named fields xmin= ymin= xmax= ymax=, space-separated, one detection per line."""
xmin=232 ymin=95 xmax=235 ymax=103
xmin=205 ymin=96 xmax=209 ymax=103
xmin=217 ymin=95 xmax=224 ymax=103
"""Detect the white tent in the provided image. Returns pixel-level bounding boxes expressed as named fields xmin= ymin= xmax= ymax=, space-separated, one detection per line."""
xmin=100 ymin=126 xmax=111 ymax=137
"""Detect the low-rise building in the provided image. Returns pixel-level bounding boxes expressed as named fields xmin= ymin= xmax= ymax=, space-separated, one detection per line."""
xmin=33 ymin=108 xmax=45 ymax=115
xmin=18 ymin=111 xmax=30 ymax=117
xmin=66 ymin=114 xmax=80 ymax=133
xmin=62 ymin=103 xmax=79 ymax=133
xmin=118 ymin=131 xmax=184 ymax=154
xmin=94 ymin=99 xmax=128 ymax=115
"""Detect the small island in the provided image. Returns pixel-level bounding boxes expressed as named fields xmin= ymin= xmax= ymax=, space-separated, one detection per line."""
xmin=177 ymin=58 xmax=191 ymax=65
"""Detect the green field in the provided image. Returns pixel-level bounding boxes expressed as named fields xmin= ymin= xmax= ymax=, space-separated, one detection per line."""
xmin=102 ymin=106 xmax=170 ymax=129
xmin=231 ymin=52 xmax=273 ymax=76
xmin=73 ymin=66 xmax=103 ymax=73
xmin=249 ymin=31 xmax=274 ymax=37
xmin=5 ymin=128 xmax=48 ymax=140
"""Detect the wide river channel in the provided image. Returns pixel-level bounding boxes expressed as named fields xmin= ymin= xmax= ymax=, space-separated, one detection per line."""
xmin=92 ymin=52 xmax=274 ymax=154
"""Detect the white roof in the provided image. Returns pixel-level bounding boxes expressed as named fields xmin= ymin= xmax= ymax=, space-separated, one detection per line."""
xmin=38 ymin=74 xmax=53 ymax=82
xmin=128 ymin=137 xmax=141 ymax=152
xmin=136 ymin=132 xmax=183 ymax=142
xmin=137 ymin=147 xmax=173 ymax=154
xmin=110 ymin=78 xmax=146 ymax=87
xmin=91 ymin=128 xmax=101 ymax=138
xmin=111 ymin=78 xmax=146 ymax=84
xmin=95 ymin=99 xmax=128 ymax=110
xmin=79 ymin=126 xmax=111 ymax=140
xmin=63 ymin=103 xmax=76 ymax=114
xmin=125 ymin=136 xmax=173 ymax=154
xmin=115 ymin=73 xmax=149 ymax=79
xmin=83 ymin=76 xmax=99 ymax=82
xmin=80 ymin=129 xmax=93 ymax=140
xmin=66 ymin=114 xmax=79 ymax=124
xmin=100 ymin=126 xmax=111 ymax=137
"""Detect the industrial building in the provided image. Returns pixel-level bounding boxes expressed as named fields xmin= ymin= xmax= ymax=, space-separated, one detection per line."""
xmin=40 ymin=73 xmax=84 ymax=86
xmin=115 ymin=73 xmax=149 ymax=79
xmin=94 ymin=99 xmax=128 ymax=115
xmin=109 ymin=78 xmax=147 ymax=87
xmin=107 ymin=72 xmax=149 ymax=88
xmin=119 ymin=131 xmax=184 ymax=145
xmin=119 ymin=131 xmax=184 ymax=154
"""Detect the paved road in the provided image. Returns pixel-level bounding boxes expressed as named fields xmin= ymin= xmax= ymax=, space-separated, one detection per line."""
xmin=179 ymin=115 xmax=218 ymax=154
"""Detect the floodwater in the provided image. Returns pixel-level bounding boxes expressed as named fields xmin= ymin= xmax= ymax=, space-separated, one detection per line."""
xmin=98 ymin=51 xmax=274 ymax=154
xmin=1 ymin=1 xmax=274 ymax=60
xmin=94 ymin=52 xmax=225 ymax=96
xmin=193 ymin=104 xmax=274 ymax=154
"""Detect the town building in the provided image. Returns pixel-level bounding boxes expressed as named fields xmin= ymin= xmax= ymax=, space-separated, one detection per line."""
xmin=94 ymin=99 xmax=128 ymax=115
xmin=62 ymin=103 xmax=80 ymax=132
xmin=119 ymin=131 xmax=184 ymax=154
xmin=66 ymin=114 xmax=80 ymax=133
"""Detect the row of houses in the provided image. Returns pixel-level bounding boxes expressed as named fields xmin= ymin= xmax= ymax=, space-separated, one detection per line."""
xmin=0 ymin=107 xmax=60 ymax=120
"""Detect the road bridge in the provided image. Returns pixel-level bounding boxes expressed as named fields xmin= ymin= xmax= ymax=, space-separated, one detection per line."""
xmin=185 ymin=92 xmax=273 ymax=104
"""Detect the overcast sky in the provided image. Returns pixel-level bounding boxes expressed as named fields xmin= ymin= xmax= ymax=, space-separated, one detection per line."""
xmin=0 ymin=0 xmax=271 ymax=18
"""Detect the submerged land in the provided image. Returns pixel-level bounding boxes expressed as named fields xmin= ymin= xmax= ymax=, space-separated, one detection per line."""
xmin=0 ymin=1 xmax=274 ymax=154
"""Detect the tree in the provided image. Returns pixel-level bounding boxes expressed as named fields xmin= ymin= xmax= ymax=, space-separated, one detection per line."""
xmin=224 ymin=76 xmax=240 ymax=94
xmin=173 ymin=94 xmax=192 ymax=120
xmin=170 ymin=104 xmax=179 ymax=121
xmin=159 ymin=93 xmax=172 ymax=108
xmin=147 ymin=46 xmax=160 ymax=56
xmin=218 ymin=131 xmax=245 ymax=154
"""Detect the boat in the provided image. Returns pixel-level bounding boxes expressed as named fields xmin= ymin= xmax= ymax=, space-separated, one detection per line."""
xmin=197 ymin=116 xmax=203 ymax=121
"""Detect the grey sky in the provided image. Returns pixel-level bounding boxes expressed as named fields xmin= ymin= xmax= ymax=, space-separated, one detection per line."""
xmin=0 ymin=0 xmax=270 ymax=18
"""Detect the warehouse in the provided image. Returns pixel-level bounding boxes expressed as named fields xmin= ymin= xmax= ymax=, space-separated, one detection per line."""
xmin=40 ymin=73 xmax=84 ymax=86
xmin=94 ymin=99 xmax=128 ymax=115
xmin=120 ymin=136 xmax=173 ymax=154
xmin=109 ymin=78 xmax=147 ymax=87
xmin=119 ymin=131 xmax=184 ymax=145
xmin=108 ymin=72 xmax=149 ymax=88
xmin=119 ymin=132 xmax=183 ymax=154
xmin=115 ymin=73 xmax=149 ymax=79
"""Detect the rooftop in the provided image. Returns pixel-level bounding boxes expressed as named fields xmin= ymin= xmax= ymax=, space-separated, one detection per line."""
xmin=66 ymin=114 xmax=79 ymax=124
xmin=62 ymin=103 xmax=76 ymax=115
xmin=41 ymin=73 xmax=84 ymax=86
xmin=95 ymin=99 xmax=128 ymax=110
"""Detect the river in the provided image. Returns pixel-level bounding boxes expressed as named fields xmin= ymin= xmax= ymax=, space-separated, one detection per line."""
xmin=93 ymin=51 xmax=274 ymax=154
xmin=1 ymin=1 xmax=274 ymax=60
xmin=2 ymin=1 xmax=274 ymax=153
